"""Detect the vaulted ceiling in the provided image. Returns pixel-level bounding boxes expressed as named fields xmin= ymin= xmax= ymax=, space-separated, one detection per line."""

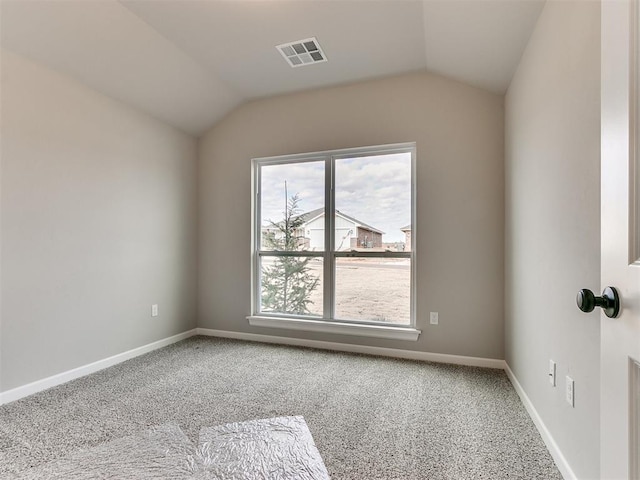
xmin=1 ymin=0 xmax=545 ymax=135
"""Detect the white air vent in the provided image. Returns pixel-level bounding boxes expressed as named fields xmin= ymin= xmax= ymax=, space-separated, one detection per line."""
xmin=276 ymin=37 xmax=327 ymax=68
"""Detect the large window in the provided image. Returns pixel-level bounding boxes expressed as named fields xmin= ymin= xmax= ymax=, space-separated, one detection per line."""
xmin=251 ymin=143 xmax=416 ymax=334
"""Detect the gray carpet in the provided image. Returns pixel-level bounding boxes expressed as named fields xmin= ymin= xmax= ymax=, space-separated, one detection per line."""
xmin=0 ymin=336 xmax=562 ymax=479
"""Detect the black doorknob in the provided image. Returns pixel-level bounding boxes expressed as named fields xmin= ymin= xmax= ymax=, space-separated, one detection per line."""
xmin=576 ymin=287 xmax=620 ymax=318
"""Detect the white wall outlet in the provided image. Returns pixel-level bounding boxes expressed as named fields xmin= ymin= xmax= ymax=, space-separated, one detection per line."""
xmin=566 ymin=376 xmax=574 ymax=407
xmin=549 ymin=360 xmax=556 ymax=386
xmin=151 ymin=304 xmax=159 ymax=317
xmin=430 ymin=312 xmax=439 ymax=325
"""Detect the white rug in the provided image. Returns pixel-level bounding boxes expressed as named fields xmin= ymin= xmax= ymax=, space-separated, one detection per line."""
xmin=19 ymin=416 xmax=330 ymax=480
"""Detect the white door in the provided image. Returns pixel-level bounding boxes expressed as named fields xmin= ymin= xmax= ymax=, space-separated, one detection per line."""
xmin=601 ymin=1 xmax=640 ymax=478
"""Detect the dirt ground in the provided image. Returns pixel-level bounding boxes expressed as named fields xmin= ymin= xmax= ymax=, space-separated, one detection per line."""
xmin=262 ymin=257 xmax=411 ymax=325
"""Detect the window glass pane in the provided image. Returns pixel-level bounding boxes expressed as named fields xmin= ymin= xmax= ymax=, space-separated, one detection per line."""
xmin=260 ymin=161 xmax=325 ymax=251
xmin=335 ymin=257 xmax=410 ymax=325
xmin=260 ymin=256 xmax=323 ymax=316
xmin=335 ymin=152 xmax=411 ymax=252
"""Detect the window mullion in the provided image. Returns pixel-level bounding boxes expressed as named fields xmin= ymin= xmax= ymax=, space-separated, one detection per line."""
xmin=253 ymin=164 xmax=261 ymax=315
xmin=323 ymin=156 xmax=334 ymax=320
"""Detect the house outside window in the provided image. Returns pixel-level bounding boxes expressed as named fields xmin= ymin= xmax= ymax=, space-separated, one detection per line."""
xmin=250 ymin=143 xmax=417 ymax=338
xmin=400 ymin=224 xmax=412 ymax=251
xmin=262 ymin=208 xmax=385 ymax=251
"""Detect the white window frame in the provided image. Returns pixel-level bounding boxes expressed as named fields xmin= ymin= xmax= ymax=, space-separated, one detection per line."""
xmin=248 ymin=142 xmax=420 ymax=341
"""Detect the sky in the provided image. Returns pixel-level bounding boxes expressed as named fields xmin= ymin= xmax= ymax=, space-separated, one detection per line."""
xmin=260 ymin=152 xmax=411 ymax=243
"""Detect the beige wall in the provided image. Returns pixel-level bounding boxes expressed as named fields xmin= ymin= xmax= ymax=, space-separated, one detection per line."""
xmin=199 ymin=71 xmax=505 ymax=359
xmin=505 ymin=1 xmax=601 ymax=478
xmin=0 ymin=51 xmax=198 ymax=391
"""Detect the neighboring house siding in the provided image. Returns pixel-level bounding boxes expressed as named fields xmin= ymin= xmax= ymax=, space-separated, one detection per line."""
xmin=352 ymin=227 xmax=382 ymax=248
xmin=261 ymin=226 xmax=308 ymax=249
xmin=401 ymin=225 xmax=411 ymax=251
xmin=404 ymin=230 xmax=412 ymax=251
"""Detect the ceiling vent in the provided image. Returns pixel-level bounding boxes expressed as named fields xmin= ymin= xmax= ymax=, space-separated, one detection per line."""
xmin=276 ymin=37 xmax=327 ymax=68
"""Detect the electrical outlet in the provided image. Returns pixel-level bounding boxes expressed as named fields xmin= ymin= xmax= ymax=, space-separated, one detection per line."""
xmin=151 ymin=304 xmax=159 ymax=317
xmin=566 ymin=376 xmax=574 ymax=407
xmin=549 ymin=360 xmax=556 ymax=386
xmin=430 ymin=312 xmax=439 ymax=325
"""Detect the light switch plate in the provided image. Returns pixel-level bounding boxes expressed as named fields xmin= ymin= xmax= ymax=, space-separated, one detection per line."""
xmin=549 ymin=360 xmax=556 ymax=386
xmin=566 ymin=376 xmax=574 ymax=407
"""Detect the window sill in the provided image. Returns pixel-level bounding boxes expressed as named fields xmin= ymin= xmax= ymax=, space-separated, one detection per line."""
xmin=247 ymin=316 xmax=421 ymax=341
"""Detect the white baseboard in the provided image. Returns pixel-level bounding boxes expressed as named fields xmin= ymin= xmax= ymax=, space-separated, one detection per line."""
xmin=504 ymin=362 xmax=575 ymax=480
xmin=196 ymin=328 xmax=505 ymax=369
xmin=0 ymin=329 xmax=198 ymax=406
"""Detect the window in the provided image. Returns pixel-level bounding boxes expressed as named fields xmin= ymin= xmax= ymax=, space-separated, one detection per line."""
xmin=250 ymin=143 xmax=418 ymax=340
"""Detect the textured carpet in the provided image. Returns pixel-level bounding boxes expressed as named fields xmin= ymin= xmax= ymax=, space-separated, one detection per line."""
xmin=17 ymin=417 xmax=329 ymax=479
xmin=0 ymin=336 xmax=562 ymax=479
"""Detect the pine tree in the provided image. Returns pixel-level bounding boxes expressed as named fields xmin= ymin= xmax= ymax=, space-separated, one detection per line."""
xmin=261 ymin=184 xmax=320 ymax=314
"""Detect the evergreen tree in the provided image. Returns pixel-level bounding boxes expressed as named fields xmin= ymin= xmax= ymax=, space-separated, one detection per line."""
xmin=261 ymin=184 xmax=320 ymax=314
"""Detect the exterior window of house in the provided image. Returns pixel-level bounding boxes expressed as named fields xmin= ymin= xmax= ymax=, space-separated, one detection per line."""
xmin=251 ymin=143 xmax=416 ymax=332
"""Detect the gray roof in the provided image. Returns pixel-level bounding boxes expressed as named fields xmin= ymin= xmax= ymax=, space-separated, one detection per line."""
xmin=400 ymin=224 xmax=411 ymax=231
xmin=298 ymin=208 xmax=384 ymax=235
